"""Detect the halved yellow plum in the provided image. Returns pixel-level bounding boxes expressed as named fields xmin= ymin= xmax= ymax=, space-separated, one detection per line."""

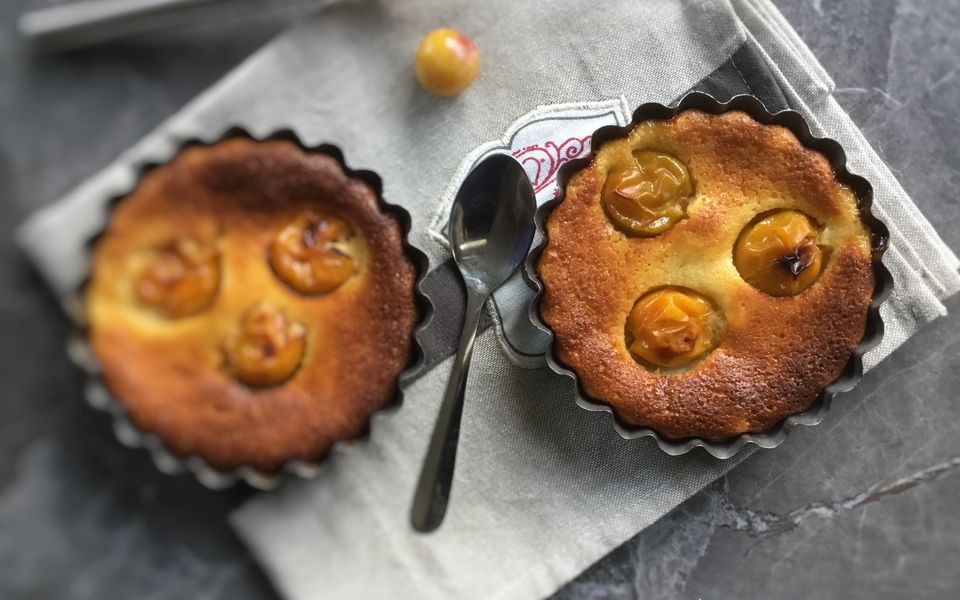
xmin=135 ymin=237 xmax=220 ymax=318
xmin=223 ymin=303 xmax=306 ymax=387
xmin=603 ymin=150 xmax=693 ymax=236
xmin=626 ymin=288 xmax=721 ymax=369
xmin=270 ymin=211 xmax=356 ymax=295
xmin=734 ymin=210 xmax=823 ymax=297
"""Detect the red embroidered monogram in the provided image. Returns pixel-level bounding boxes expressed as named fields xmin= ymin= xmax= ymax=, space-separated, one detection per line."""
xmin=513 ymin=136 xmax=591 ymax=194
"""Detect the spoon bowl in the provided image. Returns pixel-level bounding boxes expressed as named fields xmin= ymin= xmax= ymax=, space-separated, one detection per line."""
xmin=449 ymin=154 xmax=538 ymax=293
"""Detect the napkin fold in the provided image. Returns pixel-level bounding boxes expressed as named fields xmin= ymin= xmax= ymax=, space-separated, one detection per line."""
xmin=16 ymin=1 xmax=959 ymax=599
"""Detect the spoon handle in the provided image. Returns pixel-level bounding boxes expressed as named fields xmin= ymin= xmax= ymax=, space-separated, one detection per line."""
xmin=411 ymin=288 xmax=486 ymax=532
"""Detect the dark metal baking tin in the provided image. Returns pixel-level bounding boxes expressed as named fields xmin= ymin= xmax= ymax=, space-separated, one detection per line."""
xmin=523 ymin=92 xmax=893 ymax=460
xmin=66 ymin=128 xmax=434 ymax=490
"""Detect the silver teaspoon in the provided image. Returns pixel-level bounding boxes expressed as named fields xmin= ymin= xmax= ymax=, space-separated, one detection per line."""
xmin=411 ymin=153 xmax=536 ymax=532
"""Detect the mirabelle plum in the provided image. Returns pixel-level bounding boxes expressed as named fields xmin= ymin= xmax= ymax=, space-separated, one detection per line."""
xmin=626 ymin=288 xmax=720 ymax=369
xmin=223 ymin=303 xmax=306 ymax=387
xmin=603 ymin=150 xmax=693 ymax=236
xmin=734 ymin=210 xmax=823 ymax=297
xmin=135 ymin=237 xmax=220 ymax=318
xmin=414 ymin=28 xmax=480 ymax=97
xmin=269 ymin=211 xmax=356 ymax=295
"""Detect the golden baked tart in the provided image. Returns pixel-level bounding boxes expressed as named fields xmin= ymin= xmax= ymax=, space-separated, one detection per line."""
xmin=537 ymin=108 xmax=880 ymax=442
xmin=87 ymin=137 xmax=418 ymax=471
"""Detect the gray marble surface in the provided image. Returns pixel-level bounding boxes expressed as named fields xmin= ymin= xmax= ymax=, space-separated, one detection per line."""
xmin=1 ymin=1 xmax=958 ymax=598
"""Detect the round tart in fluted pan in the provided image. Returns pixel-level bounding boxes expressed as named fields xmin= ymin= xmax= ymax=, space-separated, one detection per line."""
xmin=537 ymin=108 xmax=878 ymax=442
xmin=87 ymin=138 xmax=418 ymax=471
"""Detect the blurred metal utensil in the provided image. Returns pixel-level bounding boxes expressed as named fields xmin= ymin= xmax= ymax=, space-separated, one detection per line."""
xmin=20 ymin=0 xmax=223 ymax=50
xmin=18 ymin=0 xmax=329 ymax=52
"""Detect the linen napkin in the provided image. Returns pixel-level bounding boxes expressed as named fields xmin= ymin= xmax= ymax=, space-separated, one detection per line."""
xmin=16 ymin=1 xmax=959 ymax=599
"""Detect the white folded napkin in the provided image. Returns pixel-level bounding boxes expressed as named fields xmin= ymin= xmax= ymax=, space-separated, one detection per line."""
xmin=16 ymin=1 xmax=958 ymax=599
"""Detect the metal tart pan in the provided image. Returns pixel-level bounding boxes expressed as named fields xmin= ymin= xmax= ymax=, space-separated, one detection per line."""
xmin=523 ymin=91 xmax=893 ymax=459
xmin=67 ymin=128 xmax=433 ymax=490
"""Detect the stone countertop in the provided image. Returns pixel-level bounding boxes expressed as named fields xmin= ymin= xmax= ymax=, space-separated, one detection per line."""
xmin=1 ymin=1 xmax=957 ymax=598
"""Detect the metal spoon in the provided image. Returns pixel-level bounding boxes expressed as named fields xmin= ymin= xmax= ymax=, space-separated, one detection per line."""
xmin=411 ymin=153 xmax=536 ymax=532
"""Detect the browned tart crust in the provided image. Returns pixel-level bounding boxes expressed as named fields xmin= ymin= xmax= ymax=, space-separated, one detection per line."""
xmin=538 ymin=110 xmax=875 ymax=441
xmin=87 ymin=138 xmax=417 ymax=470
